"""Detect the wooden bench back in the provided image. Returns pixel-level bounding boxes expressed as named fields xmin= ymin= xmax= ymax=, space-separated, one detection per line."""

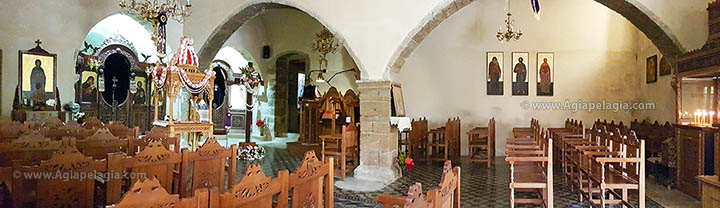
xmin=343 ymin=124 xmax=358 ymax=149
xmin=76 ymin=128 xmax=131 ymax=159
xmin=108 ymin=122 xmax=140 ymax=140
xmin=11 ymin=145 xmax=105 ymax=208
xmin=217 ymin=164 xmax=289 ymax=207
xmin=375 ymin=160 xmax=460 ymax=208
xmin=0 ymin=133 xmax=64 ymax=166
xmin=180 ymin=137 xmax=237 ymax=197
xmin=132 ymin=127 xmax=180 ymax=154
xmin=289 ymin=151 xmax=335 ymax=208
xmin=83 ymin=117 xmax=105 ymax=129
xmin=106 ymin=140 xmax=182 ymax=204
xmin=108 ymin=178 xmax=208 ymax=208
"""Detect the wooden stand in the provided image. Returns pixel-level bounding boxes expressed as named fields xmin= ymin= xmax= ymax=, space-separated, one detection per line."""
xmin=696 ymin=175 xmax=720 ymax=207
xmin=675 ymin=125 xmax=717 ymax=199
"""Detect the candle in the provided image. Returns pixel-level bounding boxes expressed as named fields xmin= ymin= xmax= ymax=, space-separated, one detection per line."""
xmin=710 ymin=111 xmax=715 ymax=124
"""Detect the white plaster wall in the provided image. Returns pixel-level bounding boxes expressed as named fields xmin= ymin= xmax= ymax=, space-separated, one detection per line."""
xmin=396 ymin=0 xmax=671 ymax=156
xmin=635 ymin=0 xmax=712 ymax=51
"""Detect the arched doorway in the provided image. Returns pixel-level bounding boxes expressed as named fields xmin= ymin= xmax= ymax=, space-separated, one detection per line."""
xmin=274 ymin=52 xmax=310 ymax=136
xmin=102 ymin=53 xmax=131 ymax=105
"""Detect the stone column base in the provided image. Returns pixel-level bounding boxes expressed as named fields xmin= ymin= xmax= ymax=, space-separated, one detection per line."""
xmin=354 ymin=80 xmax=399 ymax=184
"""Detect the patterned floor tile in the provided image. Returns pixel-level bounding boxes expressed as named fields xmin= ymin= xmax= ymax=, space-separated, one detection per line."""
xmin=237 ymin=146 xmax=664 ymax=207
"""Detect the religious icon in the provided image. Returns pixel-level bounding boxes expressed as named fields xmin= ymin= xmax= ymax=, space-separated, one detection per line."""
xmin=486 ymin=52 xmax=504 ymax=95
xmin=19 ymin=41 xmax=57 ymax=105
xmin=646 ymin=55 xmax=658 ymax=83
xmin=536 ymin=52 xmax=554 ymax=96
xmin=512 ymin=52 xmax=529 ymax=96
xmin=134 ymin=76 xmax=147 ymax=105
xmin=80 ymin=71 xmax=97 ymax=103
xmin=659 ymin=56 xmax=671 ymax=76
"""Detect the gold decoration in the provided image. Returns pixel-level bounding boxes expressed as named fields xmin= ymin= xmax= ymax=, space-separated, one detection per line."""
xmin=311 ymin=28 xmax=340 ymax=68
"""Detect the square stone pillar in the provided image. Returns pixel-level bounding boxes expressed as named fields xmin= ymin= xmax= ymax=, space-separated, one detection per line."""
xmin=353 ymin=80 xmax=399 ymax=184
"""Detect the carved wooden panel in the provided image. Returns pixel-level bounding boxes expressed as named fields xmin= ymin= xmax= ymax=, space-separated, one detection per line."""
xmin=108 ymin=178 xmax=205 ymax=208
xmin=0 ymin=133 xmax=62 ymax=166
xmin=76 ymin=128 xmax=129 ymax=159
xmin=106 ymin=141 xmax=181 ymax=204
xmin=677 ymin=127 xmax=703 ymax=199
xmin=13 ymin=145 xmax=104 ymax=208
xmin=289 ymin=151 xmax=333 ymax=208
xmin=219 ymin=164 xmax=289 ymax=207
xmin=180 ymin=137 xmax=237 ymax=197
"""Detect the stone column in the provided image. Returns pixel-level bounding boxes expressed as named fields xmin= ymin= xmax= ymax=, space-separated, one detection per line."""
xmin=353 ymin=80 xmax=399 ymax=183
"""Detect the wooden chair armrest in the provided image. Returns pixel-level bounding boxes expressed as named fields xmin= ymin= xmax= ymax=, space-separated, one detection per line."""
xmin=506 ymin=144 xmax=540 ymax=149
xmin=507 ymin=138 xmax=534 ymax=142
xmin=375 ymin=194 xmax=407 ymax=206
xmin=561 ymin=134 xmax=584 ymax=138
xmin=505 ymin=157 xmax=548 ymax=162
xmin=574 ymin=145 xmax=606 ymax=151
xmin=583 ymin=151 xmax=622 ymax=156
xmin=596 ymin=157 xmax=643 ymax=163
xmin=506 ymin=150 xmax=544 ymax=156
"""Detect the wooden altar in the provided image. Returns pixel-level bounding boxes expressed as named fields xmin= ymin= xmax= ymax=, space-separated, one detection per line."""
xmin=151 ymin=37 xmax=215 ymax=151
xmin=674 ymin=1 xmax=720 ymax=199
xmin=298 ymin=87 xmax=359 ymax=144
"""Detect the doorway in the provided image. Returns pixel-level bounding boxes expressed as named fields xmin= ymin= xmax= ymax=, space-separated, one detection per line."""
xmin=274 ymin=53 xmax=309 ymax=137
xmin=102 ymin=53 xmax=131 ymax=105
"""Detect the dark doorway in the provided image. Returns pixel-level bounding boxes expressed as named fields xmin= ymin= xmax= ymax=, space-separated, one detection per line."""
xmin=212 ymin=67 xmax=227 ymax=108
xmin=288 ymin=60 xmax=305 ymax=133
xmin=102 ymin=53 xmax=131 ymax=105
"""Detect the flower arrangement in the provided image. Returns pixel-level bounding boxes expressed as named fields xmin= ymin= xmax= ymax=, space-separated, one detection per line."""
xmin=238 ymin=145 xmax=266 ymax=161
xmin=240 ymin=66 xmax=264 ymax=94
xmin=255 ymin=119 xmax=267 ymax=128
xmin=396 ymin=152 xmax=415 ymax=171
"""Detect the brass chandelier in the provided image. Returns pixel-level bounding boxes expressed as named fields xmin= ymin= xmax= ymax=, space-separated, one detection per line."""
xmin=496 ymin=12 xmax=523 ymax=42
xmin=311 ymin=28 xmax=341 ymax=69
xmin=119 ymin=0 xmax=192 ymax=57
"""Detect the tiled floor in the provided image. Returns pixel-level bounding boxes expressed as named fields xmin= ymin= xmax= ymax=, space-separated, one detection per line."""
xmin=235 ymin=145 xmax=669 ymax=208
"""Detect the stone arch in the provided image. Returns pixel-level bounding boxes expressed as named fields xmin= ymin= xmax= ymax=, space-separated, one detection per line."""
xmin=384 ymin=0 xmax=686 ymax=75
xmin=196 ymin=0 xmax=367 ymax=79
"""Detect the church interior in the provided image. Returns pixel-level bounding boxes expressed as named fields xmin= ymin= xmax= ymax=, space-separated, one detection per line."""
xmin=2 ymin=0 xmax=720 ymax=207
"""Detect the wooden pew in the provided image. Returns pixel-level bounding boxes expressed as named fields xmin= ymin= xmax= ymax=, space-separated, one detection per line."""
xmin=288 ymin=151 xmax=335 ymax=208
xmin=0 ymin=133 xmax=64 ymax=166
xmin=428 ymin=118 xmax=461 ymax=164
xmin=320 ymin=124 xmax=358 ymax=180
xmin=376 ymin=160 xmax=461 ymax=208
xmin=467 ymin=118 xmax=495 ymax=166
xmin=409 ymin=118 xmax=429 ymax=162
xmin=512 ymin=118 xmax=537 ymax=138
xmin=83 ymin=116 xmax=105 ymax=129
xmin=505 ymin=127 xmax=553 ymax=208
xmin=108 ymin=121 xmax=140 ymax=140
xmin=578 ymin=128 xmax=646 ymax=207
xmin=11 ymin=145 xmax=105 ymax=208
xmin=179 ymin=137 xmax=237 ymax=197
xmin=107 ymin=178 xmax=209 ymax=208
xmin=106 ymin=141 xmax=182 ymax=204
xmin=131 ymin=126 xmax=180 ymax=154
xmin=76 ymin=128 xmax=131 ymax=159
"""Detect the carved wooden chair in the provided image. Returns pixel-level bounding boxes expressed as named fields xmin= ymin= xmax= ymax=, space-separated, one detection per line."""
xmin=216 ymin=164 xmax=289 ymax=207
xmin=179 ymin=137 xmax=237 ymax=197
xmin=467 ymin=118 xmax=495 ymax=166
xmin=580 ymin=129 xmax=645 ymax=208
xmin=409 ymin=118 xmax=429 ymax=162
xmin=131 ymin=126 xmax=180 ymax=154
xmin=82 ymin=116 xmax=105 ymax=129
xmin=376 ymin=161 xmax=461 ymax=208
xmin=11 ymin=145 xmax=106 ymax=208
xmin=108 ymin=121 xmax=140 ymax=140
xmin=0 ymin=121 xmax=34 ymax=141
xmin=106 ymin=140 xmax=182 ymax=204
xmin=76 ymin=128 xmax=131 ymax=159
xmin=0 ymin=132 xmax=64 ymax=166
xmin=512 ymin=118 xmax=537 ymax=138
xmin=288 ymin=151 xmax=335 ymax=208
xmin=320 ymin=124 xmax=358 ymax=180
xmin=42 ymin=117 xmax=65 ymax=129
xmin=505 ymin=129 xmax=553 ymax=208
xmin=428 ymin=118 xmax=461 ymax=164
xmin=108 ymin=178 xmax=209 ymax=208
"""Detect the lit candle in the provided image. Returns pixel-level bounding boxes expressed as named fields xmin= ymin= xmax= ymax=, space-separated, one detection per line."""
xmin=710 ymin=111 xmax=715 ymax=124
xmin=703 ymin=110 xmax=708 ymax=125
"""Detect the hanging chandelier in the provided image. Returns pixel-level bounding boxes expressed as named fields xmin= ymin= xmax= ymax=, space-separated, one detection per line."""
xmin=119 ymin=0 xmax=192 ymax=57
xmin=311 ymin=28 xmax=341 ymax=69
xmin=496 ymin=12 xmax=523 ymax=42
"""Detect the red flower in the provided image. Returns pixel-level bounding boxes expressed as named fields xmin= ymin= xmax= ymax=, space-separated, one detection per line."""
xmin=256 ymin=120 xmax=265 ymax=127
xmin=404 ymin=158 xmax=414 ymax=171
